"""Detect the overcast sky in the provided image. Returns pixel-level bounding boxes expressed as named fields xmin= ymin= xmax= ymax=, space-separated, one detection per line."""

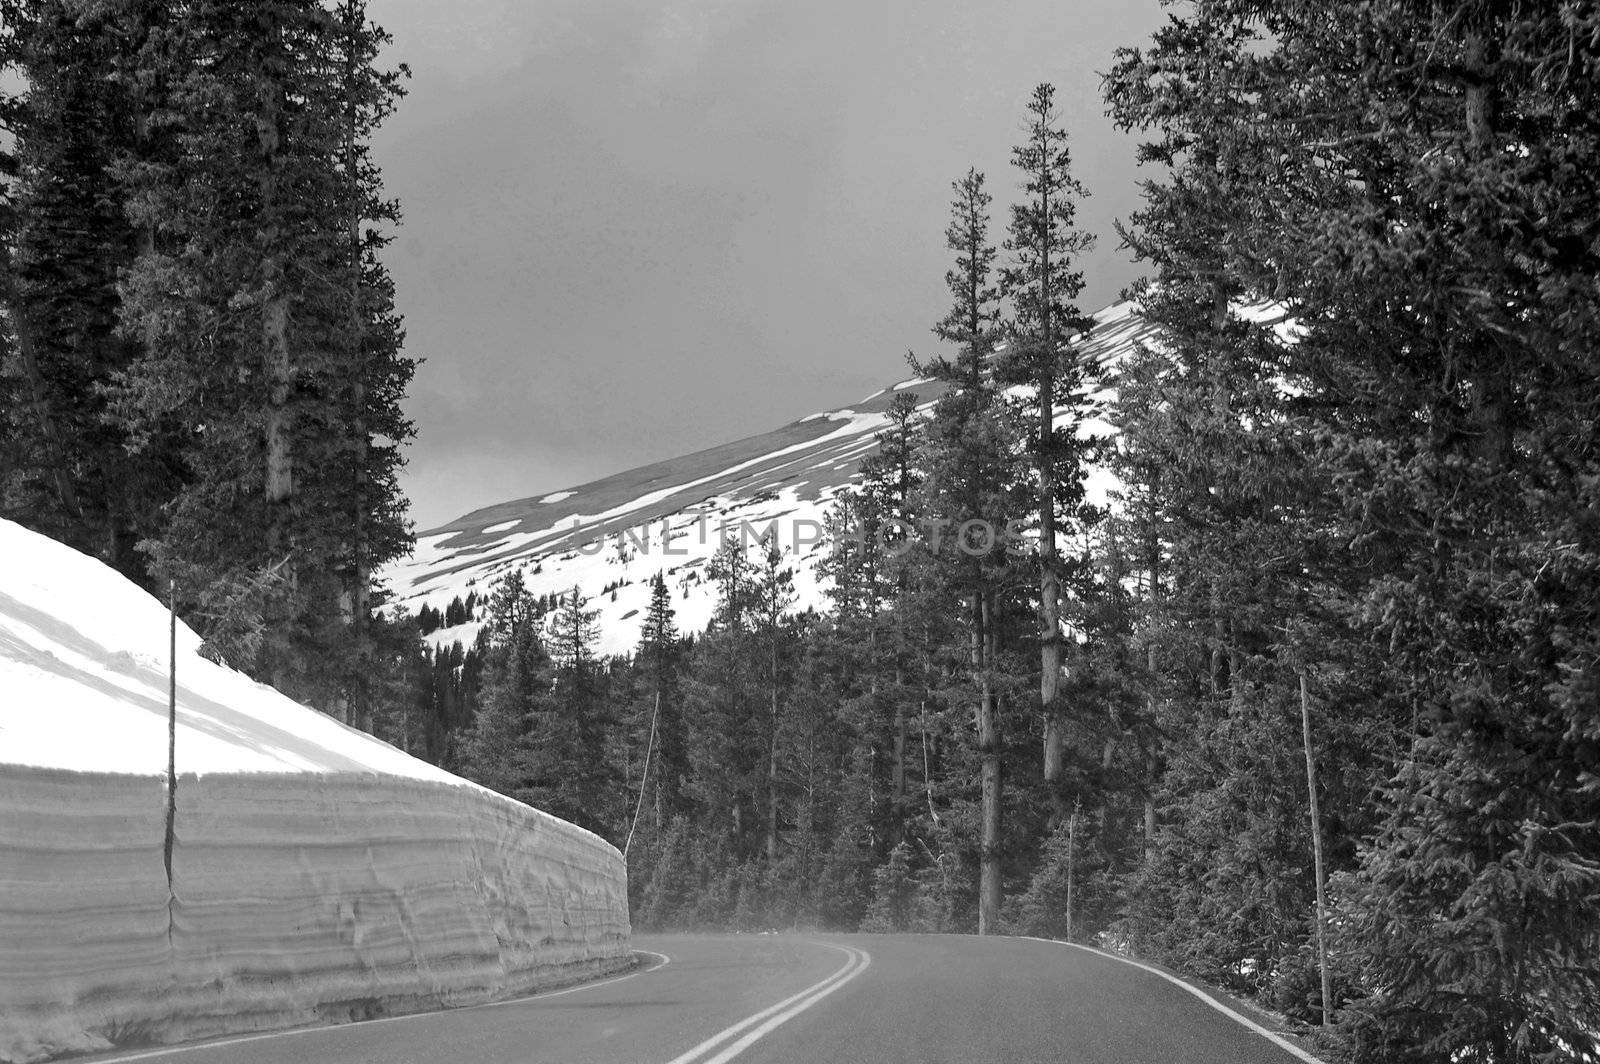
xmin=367 ymin=0 xmax=1168 ymax=530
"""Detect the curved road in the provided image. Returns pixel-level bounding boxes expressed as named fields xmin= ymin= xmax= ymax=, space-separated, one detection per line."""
xmin=87 ymin=935 xmax=1322 ymax=1064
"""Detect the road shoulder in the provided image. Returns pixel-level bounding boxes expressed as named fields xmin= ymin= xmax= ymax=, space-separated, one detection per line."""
xmin=1021 ymin=937 xmax=1327 ymax=1064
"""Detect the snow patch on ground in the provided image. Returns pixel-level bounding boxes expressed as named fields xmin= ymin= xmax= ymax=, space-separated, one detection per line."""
xmin=425 ymin=619 xmax=485 ymax=653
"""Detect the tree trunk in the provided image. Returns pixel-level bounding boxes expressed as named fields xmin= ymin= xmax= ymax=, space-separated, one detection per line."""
xmin=343 ymin=0 xmax=371 ymax=733
xmin=1143 ymin=748 xmax=1157 ymax=857
xmin=257 ymin=77 xmax=293 ymax=520
xmin=257 ymin=74 xmax=292 ymax=697
xmin=975 ymin=590 xmax=1002 ymax=933
xmin=1206 ymin=283 xmax=1230 ymax=703
xmin=1065 ymin=802 xmax=1077 ymax=942
xmin=765 ymin=632 xmax=779 ymax=863
xmin=1463 ymin=32 xmax=1498 ymax=160
xmin=1143 ymin=468 xmax=1162 ymax=860
xmin=1036 ymin=126 xmax=1066 ymax=825
xmin=1040 ymin=518 xmax=1065 ymax=823
xmin=256 ymin=51 xmax=295 ymax=686
xmin=891 ymin=663 xmax=906 ymax=843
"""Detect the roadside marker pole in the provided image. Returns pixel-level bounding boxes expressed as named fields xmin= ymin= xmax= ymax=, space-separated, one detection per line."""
xmin=168 ymin=580 xmax=177 ymax=785
xmin=623 ymin=691 xmax=660 ymax=860
xmin=1300 ymin=670 xmax=1332 ymax=1028
xmin=164 ymin=580 xmax=179 ymax=932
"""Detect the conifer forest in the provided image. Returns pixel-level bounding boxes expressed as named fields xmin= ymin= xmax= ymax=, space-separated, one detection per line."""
xmin=3 ymin=3 xmax=1599 ymax=1061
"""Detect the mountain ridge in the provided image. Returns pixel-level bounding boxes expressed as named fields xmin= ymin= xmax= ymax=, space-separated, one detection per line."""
xmin=382 ymin=300 xmax=1159 ymax=656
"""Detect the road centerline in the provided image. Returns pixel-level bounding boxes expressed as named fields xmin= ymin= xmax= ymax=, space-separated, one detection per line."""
xmin=662 ymin=942 xmax=870 ymax=1064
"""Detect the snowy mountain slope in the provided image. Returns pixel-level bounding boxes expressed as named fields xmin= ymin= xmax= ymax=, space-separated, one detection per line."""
xmin=0 ymin=520 xmax=629 ymax=1063
xmin=384 ymin=300 xmax=1162 ymax=658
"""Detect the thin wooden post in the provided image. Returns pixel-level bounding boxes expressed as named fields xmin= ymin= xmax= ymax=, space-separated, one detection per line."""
xmin=164 ymin=581 xmax=178 ymax=932
xmin=1300 ymin=670 xmax=1332 ymax=1026
xmin=623 ymin=691 xmax=660 ymax=861
xmin=1065 ymin=796 xmax=1079 ymax=942
xmin=168 ymin=580 xmax=177 ymax=778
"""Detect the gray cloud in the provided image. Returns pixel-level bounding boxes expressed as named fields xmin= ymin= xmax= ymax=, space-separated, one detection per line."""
xmin=369 ymin=0 xmax=1166 ymax=529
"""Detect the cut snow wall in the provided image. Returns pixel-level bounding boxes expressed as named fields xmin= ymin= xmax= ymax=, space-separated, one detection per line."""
xmin=0 ymin=766 xmax=631 ymax=1063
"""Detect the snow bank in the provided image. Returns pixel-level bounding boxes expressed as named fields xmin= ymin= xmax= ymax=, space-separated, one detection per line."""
xmin=0 ymin=520 xmax=630 ymax=1063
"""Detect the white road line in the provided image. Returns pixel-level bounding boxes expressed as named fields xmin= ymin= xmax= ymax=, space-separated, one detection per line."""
xmin=91 ymin=950 xmax=672 ymax=1064
xmin=690 ymin=947 xmax=869 ymax=1064
xmin=664 ymin=942 xmax=870 ymax=1064
xmin=1021 ymin=937 xmax=1324 ymax=1064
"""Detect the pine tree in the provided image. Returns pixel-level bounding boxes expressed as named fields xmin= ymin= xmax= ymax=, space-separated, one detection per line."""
xmin=460 ymin=605 xmax=546 ymax=797
xmin=1265 ymin=8 xmax=1600 ymax=1054
xmin=751 ymin=534 xmax=795 ymax=863
xmin=852 ymin=393 xmax=925 ymax=851
xmin=817 ymin=487 xmax=895 ymax=868
xmin=1106 ymin=2 xmax=1600 ymax=1054
xmin=109 ymin=0 xmax=414 ymax=714
xmin=455 ymin=570 xmax=542 ymax=794
xmin=860 ymin=841 xmax=916 ymax=933
xmin=530 ymin=585 xmax=618 ymax=836
xmin=0 ymin=0 xmax=179 ymax=581
xmin=684 ymin=537 xmax=763 ymax=853
xmin=636 ymin=572 xmax=685 ymax=830
xmin=329 ymin=0 xmax=410 ymax=730
xmin=810 ymin=740 xmax=875 ymax=930
xmin=637 ymin=815 xmax=698 ymax=930
xmin=999 ymin=83 xmax=1096 ymax=825
xmin=913 ymin=166 xmax=1030 ymax=934
xmin=1103 ymin=4 xmax=1389 ymax=1025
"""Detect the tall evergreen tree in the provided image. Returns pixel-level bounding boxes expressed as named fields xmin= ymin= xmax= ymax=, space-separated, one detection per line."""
xmin=0 ymin=0 xmax=178 ymax=580
xmin=110 ymin=0 xmax=414 ymax=712
xmin=636 ymin=572 xmax=685 ymax=830
xmin=534 ymin=584 xmax=618 ymax=837
xmin=684 ymin=537 xmax=765 ymax=853
xmin=854 ymin=392 xmax=924 ymax=850
xmin=751 ymin=533 xmax=795 ymax=863
xmin=330 ymin=0 xmax=411 ymax=730
xmin=1107 ymin=1 xmax=1600 ymax=1055
xmin=912 ymin=166 xmax=1029 ymax=933
xmin=999 ymin=83 xmax=1096 ymax=823
xmin=460 ymin=575 xmax=546 ymax=798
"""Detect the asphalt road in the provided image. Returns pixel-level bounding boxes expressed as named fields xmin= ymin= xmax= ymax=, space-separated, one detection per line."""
xmin=87 ymin=934 xmax=1322 ymax=1064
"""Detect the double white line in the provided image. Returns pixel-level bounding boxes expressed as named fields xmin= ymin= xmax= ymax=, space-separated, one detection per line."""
xmin=663 ymin=942 xmax=871 ymax=1064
